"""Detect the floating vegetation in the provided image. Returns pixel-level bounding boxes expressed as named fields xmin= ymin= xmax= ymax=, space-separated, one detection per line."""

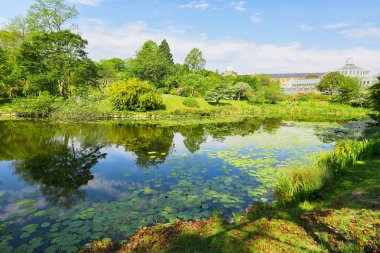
xmin=0 ymin=119 xmax=371 ymax=252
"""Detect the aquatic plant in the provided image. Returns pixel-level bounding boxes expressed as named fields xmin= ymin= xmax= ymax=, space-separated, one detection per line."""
xmin=275 ymin=139 xmax=379 ymax=205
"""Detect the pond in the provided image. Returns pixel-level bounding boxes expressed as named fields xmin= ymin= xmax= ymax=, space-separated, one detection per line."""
xmin=0 ymin=118 xmax=370 ymax=252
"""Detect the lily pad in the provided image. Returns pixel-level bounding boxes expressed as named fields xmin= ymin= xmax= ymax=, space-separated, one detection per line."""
xmin=41 ymin=222 xmax=50 ymax=228
xmin=34 ymin=210 xmax=47 ymax=217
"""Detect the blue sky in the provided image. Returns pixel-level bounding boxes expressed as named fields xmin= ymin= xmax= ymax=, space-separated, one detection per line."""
xmin=1 ymin=0 xmax=380 ymax=74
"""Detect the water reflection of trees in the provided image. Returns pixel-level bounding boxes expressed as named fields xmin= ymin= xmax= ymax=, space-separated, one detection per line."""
xmin=178 ymin=125 xmax=207 ymax=153
xmin=205 ymin=118 xmax=283 ymax=141
xmin=13 ymin=139 xmax=105 ymax=208
xmin=0 ymin=122 xmax=106 ymax=208
xmin=106 ymin=125 xmax=174 ymax=168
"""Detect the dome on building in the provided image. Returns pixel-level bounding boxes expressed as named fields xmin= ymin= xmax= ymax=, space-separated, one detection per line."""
xmin=338 ymin=58 xmax=366 ymax=74
xmin=346 ymin=58 xmax=354 ymax=65
xmin=336 ymin=58 xmax=377 ymax=86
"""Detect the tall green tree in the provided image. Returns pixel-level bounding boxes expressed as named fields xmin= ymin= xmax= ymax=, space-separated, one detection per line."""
xmin=184 ymin=48 xmax=206 ymax=72
xmin=97 ymin=59 xmax=118 ymax=88
xmin=234 ymin=75 xmax=260 ymax=90
xmin=369 ymin=77 xmax=380 ymax=112
xmin=26 ymin=0 xmax=78 ymax=33
xmin=317 ymin=72 xmax=345 ymax=95
xmin=335 ymin=77 xmax=360 ymax=103
xmin=318 ymin=72 xmax=361 ymax=103
xmin=158 ymin=39 xmax=174 ymax=66
xmin=17 ymin=30 xmax=95 ymax=97
xmin=127 ymin=40 xmax=171 ymax=88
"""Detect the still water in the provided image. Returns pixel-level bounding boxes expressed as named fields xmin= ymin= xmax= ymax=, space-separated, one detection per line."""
xmin=0 ymin=118 xmax=367 ymax=252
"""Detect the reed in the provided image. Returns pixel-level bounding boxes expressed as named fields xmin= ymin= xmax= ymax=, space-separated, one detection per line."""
xmin=275 ymin=139 xmax=379 ymax=206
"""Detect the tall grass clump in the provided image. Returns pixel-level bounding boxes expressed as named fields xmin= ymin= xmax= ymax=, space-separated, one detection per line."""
xmin=319 ymin=139 xmax=377 ymax=175
xmin=275 ymin=139 xmax=379 ymax=206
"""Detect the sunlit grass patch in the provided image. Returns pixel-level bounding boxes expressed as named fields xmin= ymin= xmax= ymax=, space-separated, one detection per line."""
xmin=275 ymin=139 xmax=379 ymax=206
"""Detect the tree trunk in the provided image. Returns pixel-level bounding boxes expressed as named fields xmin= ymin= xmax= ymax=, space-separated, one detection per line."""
xmin=59 ymin=80 xmax=65 ymax=97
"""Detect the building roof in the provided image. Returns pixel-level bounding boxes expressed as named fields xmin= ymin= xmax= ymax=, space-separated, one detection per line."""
xmin=268 ymin=73 xmax=326 ymax=78
xmin=337 ymin=58 xmax=366 ymax=72
xmin=282 ymin=78 xmax=320 ymax=88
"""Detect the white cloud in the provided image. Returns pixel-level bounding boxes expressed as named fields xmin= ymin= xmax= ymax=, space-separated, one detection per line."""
xmin=323 ymin=22 xmax=350 ymax=29
xmin=250 ymin=12 xmax=262 ymax=24
xmin=229 ymin=1 xmax=246 ymax=11
xmin=298 ymin=24 xmax=314 ymax=31
xmin=178 ymin=1 xmax=209 ymax=10
xmin=341 ymin=27 xmax=380 ymax=40
xmin=70 ymin=0 xmax=102 ymax=7
xmin=78 ymin=19 xmax=380 ymax=74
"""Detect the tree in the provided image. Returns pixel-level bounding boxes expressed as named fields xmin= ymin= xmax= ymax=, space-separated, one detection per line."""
xmin=17 ymin=30 xmax=95 ymax=97
xmin=184 ymin=48 xmax=206 ymax=72
xmin=205 ymin=82 xmax=233 ymax=105
xmin=233 ymin=82 xmax=252 ymax=100
xmin=254 ymin=74 xmax=272 ymax=86
xmin=335 ymin=77 xmax=360 ymax=103
xmin=369 ymin=77 xmax=380 ymax=112
xmin=158 ymin=39 xmax=174 ymax=66
xmin=26 ymin=0 xmax=78 ymax=33
xmin=317 ymin=72 xmax=345 ymax=95
xmin=263 ymin=82 xmax=284 ymax=104
xmin=97 ymin=60 xmax=118 ymax=88
xmin=6 ymin=15 xmax=34 ymax=39
xmin=127 ymin=40 xmax=172 ymax=88
xmin=234 ymin=75 xmax=260 ymax=90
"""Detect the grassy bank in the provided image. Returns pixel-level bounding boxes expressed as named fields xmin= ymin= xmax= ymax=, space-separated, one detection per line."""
xmin=79 ymin=140 xmax=380 ymax=253
xmin=275 ymin=139 xmax=380 ymax=206
xmin=0 ymin=95 xmax=372 ymax=121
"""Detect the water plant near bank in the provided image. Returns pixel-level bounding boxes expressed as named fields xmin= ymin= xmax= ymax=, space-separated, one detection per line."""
xmin=275 ymin=139 xmax=380 ymax=206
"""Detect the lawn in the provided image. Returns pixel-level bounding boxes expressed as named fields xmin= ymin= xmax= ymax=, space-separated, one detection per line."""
xmin=0 ymin=95 xmax=372 ymax=121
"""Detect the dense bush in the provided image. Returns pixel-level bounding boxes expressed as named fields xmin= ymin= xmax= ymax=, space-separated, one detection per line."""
xmin=288 ymin=92 xmax=327 ymax=102
xmin=247 ymin=83 xmax=284 ymax=104
xmin=51 ymin=89 xmax=112 ymax=120
xmin=182 ymin=98 xmax=199 ymax=108
xmin=106 ymin=79 xmax=164 ymax=111
xmin=14 ymin=91 xmax=55 ymax=116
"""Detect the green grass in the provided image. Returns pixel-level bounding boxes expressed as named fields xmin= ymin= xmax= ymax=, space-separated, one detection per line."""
xmin=162 ymin=95 xmax=213 ymax=111
xmin=80 ymin=154 xmax=380 ymax=253
xmin=275 ymin=139 xmax=380 ymax=206
xmin=0 ymin=95 xmax=373 ymax=121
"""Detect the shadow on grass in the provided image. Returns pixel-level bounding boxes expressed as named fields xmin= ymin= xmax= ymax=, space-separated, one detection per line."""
xmin=0 ymin=98 xmax=12 ymax=106
xmin=207 ymin=101 xmax=231 ymax=106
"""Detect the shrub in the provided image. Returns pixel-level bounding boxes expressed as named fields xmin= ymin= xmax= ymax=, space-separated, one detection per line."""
xmin=182 ymin=98 xmax=199 ymax=108
xmin=50 ymin=89 xmax=112 ymax=120
xmin=289 ymin=92 xmax=327 ymax=102
xmin=106 ymin=79 xmax=164 ymax=111
xmin=169 ymin=88 xmax=178 ymax=96
xmin=15 ymin=91 xmax=55 ymax=117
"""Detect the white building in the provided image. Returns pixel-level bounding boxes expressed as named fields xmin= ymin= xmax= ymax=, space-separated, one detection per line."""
xmin=282 ymin=79 xmax=320 ymax=95
xmin=337 ymin=58 xmax=378 ymax=86
xmin=282 ymin=58 xmax=378 ymax=95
